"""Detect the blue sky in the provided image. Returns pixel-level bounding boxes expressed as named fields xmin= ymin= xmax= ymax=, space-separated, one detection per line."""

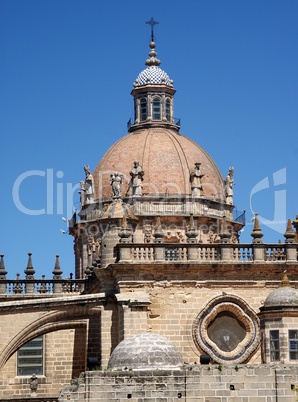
xmin=1 ymin=0 xmax=297 ymax=278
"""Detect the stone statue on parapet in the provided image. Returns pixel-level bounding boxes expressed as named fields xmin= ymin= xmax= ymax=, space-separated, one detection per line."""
xmin=190 ymin=162 xmax=204 ymax=197
xmin=84 ymin=165 xmax=94 ymax=204
xmin=225 ymin=167 xmax=235 ymax=205
xmin=110 ymin=172 xmax=124 ymax=198
xmin=79 ymin=165 xmax=94 ymax=207
xmin=128 ymin=160 xmax=144 ymax=196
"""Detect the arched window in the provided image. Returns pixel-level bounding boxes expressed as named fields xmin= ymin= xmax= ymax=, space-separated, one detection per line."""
xmin=140 ymin=98 xmax=147 ymax=122
xmin=152 ymin=97 xmax=161 ymax=120
xmin=166 ymin=99 xmax=171 ymax=121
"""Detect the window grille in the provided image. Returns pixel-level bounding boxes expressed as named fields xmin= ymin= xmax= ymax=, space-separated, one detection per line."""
xmin=17 ymin=335 xmax=43 ymax=376
xmin=289 ymin=330 xmax=298 ymax=360
xmin=152 ymin=97 xmax=161 ymax=120
xmin=166 ymin=99 xmax=171 ymax=121
xmin=269 ymin=330 xmax=280 ymax=361
xmin=140 ymin=98 xmax=147 ymax=121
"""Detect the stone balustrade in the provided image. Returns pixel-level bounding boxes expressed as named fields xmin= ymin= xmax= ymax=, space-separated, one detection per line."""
xmin=117 ymin=242 xmax=298 ymax=263
xmin=0 ymin=277 xmax=86 ymax=296
xmin=0 ymin=253 xmax=90 ymax=296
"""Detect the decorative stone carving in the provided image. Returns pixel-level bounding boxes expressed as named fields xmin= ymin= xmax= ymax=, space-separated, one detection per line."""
xmin=79 ymin=165 xmax=94 ymax=207
xmin=192 ymin=295 xmax=260 ymax=364
xmin=224 ymin=167 xmax=235 ymax=205
xmin=110 ymin=172 xmax=124 ymax=198
xmin=87 ymin=235 xmax=101 ymax=267
xmin=207 ymin=230 xmax=220 ymax=244
xmin=144 ymin=225 xmax=153 ymax=243
xmin=165 ymin=230 xmax=185 ymax=243
xmin=190 ymin=162 xmax=204 ymax=197
xmin=128 ymin=161 xmax=144 ymax=196
xmin=30 ymin=374 xmax=38 ymax=396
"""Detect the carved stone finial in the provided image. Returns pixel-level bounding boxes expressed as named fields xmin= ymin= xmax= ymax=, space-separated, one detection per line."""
xmin=52 ymin=255 xmax=63 ymax=279
xmin=186 ymin=214 xmax=198 ymax=244
xmin=189 ymin=214 xmax=195 ymax=228
xmin=281 ymin=270 xmax=290 ymax=287
xmin=118 ymin=217 xmax=132 ymax=243
xmin=155 ymin=216 xmax=162 ymax=229
xmin=284 ymin=218 xmax=296 ymax=244
xmin=87 ymin=250 xmax=93 ymax=273
xmin=219 ymin=216 xmax=232 ymax=243
xmin=24 ymin=252 xmax=35 ymax=279
xmin=122 ymin=215 xmax=127 ymax=229
xmin=293 ymin=214 xmax=298 ymax=243
xmin=251 ymin=213 xmax=264 ymax=244
xmin=153 ymin=216 xmax=164 ymax=243
xmin=0 ymin=254 xmax=7 ymax=279
xmin=85 ymin=251 xmax=93 ymax=277
xmin=190 ymin=162 xmax=204 ymax=198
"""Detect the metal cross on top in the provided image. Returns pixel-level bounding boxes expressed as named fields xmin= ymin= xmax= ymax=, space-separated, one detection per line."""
xmin=146 ymin=17 xmax=159 ymax=41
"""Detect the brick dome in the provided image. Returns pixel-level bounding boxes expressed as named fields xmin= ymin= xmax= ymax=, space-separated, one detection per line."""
xmin=93 ymin=127 xmax=225 ymax=201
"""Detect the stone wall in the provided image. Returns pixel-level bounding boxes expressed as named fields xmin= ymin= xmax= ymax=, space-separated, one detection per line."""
xmin=261 ymin=316 xmax=298 ymax=364
xmin=59 ymin=365 xmax=298 ymax=402
xmin=0 ymin=329 xmax=85 ymax=399
xmin=117 ymin=283 xmax=274 ymax=364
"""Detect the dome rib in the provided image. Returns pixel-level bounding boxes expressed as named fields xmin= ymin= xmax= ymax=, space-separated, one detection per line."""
xmin=165 ymin=130 xmax=191 ymax=194
xmin=142 ymin=130 xmax=152 ymax=193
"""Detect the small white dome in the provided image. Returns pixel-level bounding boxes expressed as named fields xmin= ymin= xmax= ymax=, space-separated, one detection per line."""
xmin=134 ymin=66 xmax=173 ymax=87
xmin=107 ymin=332 xmax=183 ymax=371
xmin=264 ymin=287 xmax=298 ymax=308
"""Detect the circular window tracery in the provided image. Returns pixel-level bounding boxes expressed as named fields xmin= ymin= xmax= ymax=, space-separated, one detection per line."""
xmin=207 ymin=311 xmax=246 ymax=352
xmin=192 ymin=295 xmax=260 ymax=364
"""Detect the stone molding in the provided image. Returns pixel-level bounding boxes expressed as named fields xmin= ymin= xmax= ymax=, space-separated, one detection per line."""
xmin=192 ymin=294 xmax=260 ymax=364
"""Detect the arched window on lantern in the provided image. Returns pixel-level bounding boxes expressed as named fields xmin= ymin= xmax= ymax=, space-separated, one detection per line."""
xmin=140 ymin=98 xmax=147 ymax=122
xmin=166 ymin=98 xmax=171 ymax=121
xmin=152 ymin=97 xmax=161 ymax=120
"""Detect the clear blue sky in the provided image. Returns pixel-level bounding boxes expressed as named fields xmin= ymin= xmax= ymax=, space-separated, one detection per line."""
xmin=1 ymin=0 xmax=297 ymax=278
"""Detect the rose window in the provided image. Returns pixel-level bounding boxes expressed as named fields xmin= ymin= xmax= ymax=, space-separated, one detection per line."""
xmin=192 ymin=295 xmax=260 ymax=364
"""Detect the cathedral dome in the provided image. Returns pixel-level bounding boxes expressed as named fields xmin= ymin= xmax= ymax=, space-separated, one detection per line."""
xmin=263 ymin=287 xmax=298 ymax=309
xmin=93 ymin=127 xmax=225 ymax=201
xmin=107 ymin=332 xmax=183 ymax=371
